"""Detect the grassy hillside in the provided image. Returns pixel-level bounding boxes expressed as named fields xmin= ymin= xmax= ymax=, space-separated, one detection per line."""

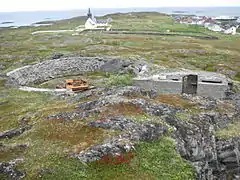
xmin=1 ymin=12 xmax=240 ymax=79
xmin=0 ymin=12 xmax=239 ymax=179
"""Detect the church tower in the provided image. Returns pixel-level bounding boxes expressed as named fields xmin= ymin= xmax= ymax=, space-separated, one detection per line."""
xmin=87 ymin=8 xmax=92 ymax=19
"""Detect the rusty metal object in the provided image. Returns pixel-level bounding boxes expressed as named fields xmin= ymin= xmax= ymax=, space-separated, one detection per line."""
xmin=65 ymin=79 xmax=89 ymax=92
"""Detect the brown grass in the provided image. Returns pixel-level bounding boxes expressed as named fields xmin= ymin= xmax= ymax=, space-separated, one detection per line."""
xmin=33 ymin=119 xmax=116 ymax=154
xmin=216 ymin=100 xmax=236 ymax=114
xmin=98 ymin=103 xmax=145 ymax=120
xmin=0 ymin=145 xmax=26 ymax=162
xmin=154 ymin=94 xmax=196 ymax=109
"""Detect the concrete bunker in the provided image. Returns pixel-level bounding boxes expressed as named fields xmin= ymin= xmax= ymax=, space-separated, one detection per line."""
xmin=133 ymin=71 xmax=232 ymax=99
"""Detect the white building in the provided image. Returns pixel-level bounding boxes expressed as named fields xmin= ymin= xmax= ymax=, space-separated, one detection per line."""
xmin=85 ymin=9 xmax=112 ymax=31
xmin=214 ymin=16 xmax=238 ymax=21
xmin=237 ymin=17 xmax=240 ymax=23
xmin=224 ymin=26 xmax=239 ymax=35
xmin=207 ymin=24 xmax=223 ymax=32
xmin=197 ymin=20 xmax=205 ymax=26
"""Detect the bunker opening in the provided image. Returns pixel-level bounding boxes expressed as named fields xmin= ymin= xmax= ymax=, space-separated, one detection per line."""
xmin=182 ymin=74 xmax=198 ymax=95
xmin=201 ymin=80 xmax=223 ymax=84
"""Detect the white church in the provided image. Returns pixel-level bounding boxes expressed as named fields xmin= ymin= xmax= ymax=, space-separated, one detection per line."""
xmin=84 ymin=8 xmax=112 ymax=31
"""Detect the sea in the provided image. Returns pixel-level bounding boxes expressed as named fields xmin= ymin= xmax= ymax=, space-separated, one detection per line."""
xmin=0 ymin=7 xmax=240 ymax=28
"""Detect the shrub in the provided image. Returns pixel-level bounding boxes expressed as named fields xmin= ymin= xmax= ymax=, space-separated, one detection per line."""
xmin=105 ymin=74 xmax=133 ymax=87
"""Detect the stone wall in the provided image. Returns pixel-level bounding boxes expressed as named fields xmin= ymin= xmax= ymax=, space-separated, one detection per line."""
xmin=6 ymin=57 xmax=141 ymax=86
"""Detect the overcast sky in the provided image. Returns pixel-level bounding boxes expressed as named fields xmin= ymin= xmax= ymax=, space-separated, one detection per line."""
xmin=1 ymin=0 xmax=240 ymax=12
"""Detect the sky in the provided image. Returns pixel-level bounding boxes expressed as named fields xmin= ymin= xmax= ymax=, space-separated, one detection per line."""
xmin=0 ymin=0 xmax=240 ymax=12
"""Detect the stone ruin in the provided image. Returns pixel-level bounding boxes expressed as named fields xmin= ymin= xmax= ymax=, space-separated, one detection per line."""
xmin=5 ymin=56 xmax=233 ymax=99
xmin=133 ymin=71 xmax=233 ymax=99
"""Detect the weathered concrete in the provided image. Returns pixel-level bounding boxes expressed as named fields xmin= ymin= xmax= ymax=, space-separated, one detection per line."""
xmin=197 ymin=83 xmax=230 ymax=99
xmin=134 ymin=71 xmax=232 ymax=99
xmin=133 ymin=80 xmax=183 ymax=94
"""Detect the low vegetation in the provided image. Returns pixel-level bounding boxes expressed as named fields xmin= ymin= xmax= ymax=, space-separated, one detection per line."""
xmin=154 ymin=94 xmax=196 ymax=109
xmin=37 ymin=137 xmax=195 ymax=180
xmin=0 ymin=87 xmax=74 ymax=131
xmin=104 ymin=74 xmax=133 ymax=87
xmin=0 ymin=11 xmax=239 ymax=179
xmin=1 ymin=12 xmax=239 ymax=79
xmin=216 ymin=121 xmax=240 ymax=139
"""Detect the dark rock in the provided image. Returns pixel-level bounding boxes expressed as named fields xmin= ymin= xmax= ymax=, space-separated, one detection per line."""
xmin=0 ymin=125 xmax=32 ymax=139
xmin=0 ymin=159 xmax=25 ymax=180
xmin=50 ymin=53 xmax=64 ymax=59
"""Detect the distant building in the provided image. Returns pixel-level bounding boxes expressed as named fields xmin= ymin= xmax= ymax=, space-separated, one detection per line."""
xmin=214 ymin=16 xmax=238 ymax=21
xmin=224 ymin=26 xmax=239 ymax=35
xmin=85 ymin=8 xmax=112 ymax=31
xmin=237 ymin=17 xmax=240 ymax=23
xmin=207 ymin=24 xmax=223 ymax=32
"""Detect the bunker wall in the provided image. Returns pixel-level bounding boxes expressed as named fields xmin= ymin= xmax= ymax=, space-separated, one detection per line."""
xmin=197 ymin=83 xmax=228 ymax=99
xmin=133 ymin=80 xmax=229 ymax=99
xmin=133 ymin=80 xmax=182 ymax=94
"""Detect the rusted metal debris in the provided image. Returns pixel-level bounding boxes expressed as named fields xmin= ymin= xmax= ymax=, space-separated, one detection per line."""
xmin=56 ymin=79 xmax=89 ymax=92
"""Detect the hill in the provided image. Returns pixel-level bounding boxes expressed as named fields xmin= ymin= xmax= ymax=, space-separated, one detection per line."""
xmin=0 ymin=12 xmax=240 ymax=180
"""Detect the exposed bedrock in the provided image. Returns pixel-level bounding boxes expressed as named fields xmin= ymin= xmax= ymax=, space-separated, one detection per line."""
xmin=0 ymin=125 xmax=32 ymax=139
xmin=6 ymin=57 xmax=146 ymax=86
xmin=59 ymin=87 xmax=240 ymax=180
xmin=73 ymin=117 xmax=168 ymax=163
xmin=0 ymin=159 xmax=25 ymax=180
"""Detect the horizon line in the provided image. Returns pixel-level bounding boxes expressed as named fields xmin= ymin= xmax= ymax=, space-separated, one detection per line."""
xmin=1 ymin=6 xmax=240 ymax=13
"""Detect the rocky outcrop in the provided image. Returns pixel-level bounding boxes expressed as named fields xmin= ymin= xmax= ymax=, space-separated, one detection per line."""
xmin=0 ymin=159 xmax=25 ymax=180
xmin=216 ymin=137 xmax=240 ymax=179
xmin=62 ymin=87 xmax=240 ymax=179
xmin=73 ymin=117 xmax=168 ymax=162
xmin=47 ymin=86 xmax=163 ymax=121
xmin=165 ymin=109 xmax=239 ymax=179
xmin=6 ymin=57 xmax=146 ymax=86
xmin=0 ymin=125 xmax=32 ymax=139
xmin=48 ymin=95 xmax=175 ymax=121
